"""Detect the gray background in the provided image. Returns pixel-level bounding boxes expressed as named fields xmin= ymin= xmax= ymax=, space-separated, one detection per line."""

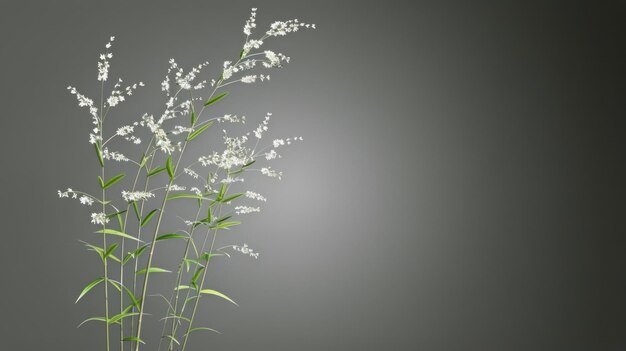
xmin=1 ymin=0 xmax=626 ymax=350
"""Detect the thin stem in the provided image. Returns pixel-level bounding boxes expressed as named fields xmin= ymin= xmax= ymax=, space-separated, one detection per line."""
xmin=180 ymin=204 xmax=224 ymax=351
xmin=100 ymin=77 xmax=110 ymax=351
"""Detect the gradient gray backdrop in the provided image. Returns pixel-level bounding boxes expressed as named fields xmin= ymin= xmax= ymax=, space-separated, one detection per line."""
xmin=1 ymin=1 xmax=626 ymax=350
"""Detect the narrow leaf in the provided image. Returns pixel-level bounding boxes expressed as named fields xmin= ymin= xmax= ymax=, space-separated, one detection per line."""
xmin=98 ymin=176 xmax=105 ymax=188
xmin=203 ymin=91 xmax=228 ymax=107
xmin=220 ymin=193 xmax=243 ymax=203
xmin=166 ymin=193 xmax=206 ymax=201
xmin=140 ymin=209 xmax=158 ymax=228
xmin=191 ymin=111 xmax=197 ymax=125
xmin=156 ymin=233 xmax=188 ymax=242
xmin=122 ymin=336 xmax=145 ymax=344
xmin=78 ymin=316 xmax=107 ymax=328
xmin=166 ymin=156 xmax=174 ymax=179
xmin=132 ymin=201 xmax=141 ymax=221
xmin=103 ymin=173 xmax=125 ymax=189
xmin=184 ymin=327 xmax=221 ymax=336
xmin=95 ymin=143 xmax=104 ymax=167
xmin=214 ymin=221 xmax=241 ymax=230
xmin=163 ymin=334 xmax=180 ymax=345
xmin=95 ymin=229 xmax=143 ymax=242
xmin=103 ymin=243 xmax=118 ymax=259
xmin=187 ymin=122 xmax=213 ymax=141
xmin=200 ymin=289 xmax=238 ymax=306
xmin=147 ymin=166 xmax=166 ymax=177
xmin=136 ymin=267 xmax=171 ymax=275
xmin=76 ymin=277 xmax=104 ymax=303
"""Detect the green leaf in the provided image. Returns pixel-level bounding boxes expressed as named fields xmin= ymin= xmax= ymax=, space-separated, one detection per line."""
xmin=200 ymin=289 xmax=238 ymax=306
xmin=95 ymin=229 xmax=143 ymax=242
xmin=207 ymin=206 xmax=212 ymax=223
xmin=191 ymin=111 xmax=197 ymax=125
xmin=106 ymin=210 xmax=127 ymax=220
xmin=102 ymin=173 xmax=125 ymax=189
xmin=108 ymin=311 xmax=140 ymax=325
xmin=166 ymin=193 xmax=207 ymax=201
xmin=95 ymin=143 xmax=104 ymax=167
xmin=163 ymin=334 xmax=180 ymax=345
xmin=214 ymin=221 xmax=241 ymax=230
xmin=81 ymin=241 xmax=105 ymax=261
xmin=98 ymin=176 xmax=105 ymax=188
xmin=147 ymin=166 xmax=166 ymax=177
xmin=136 ymin=267 xmax=171 ymax=275
xmin=76 ymin=277 xmax=105 ymax=303
xmin=124 ymin=244 xmax=149 ymax=264
xmin=191 ymin=267 xmax=205 ymax=290
xmin=216 ymin=184 xmax=227 ymax=201
xmin=166 ymin=156 xmax=174 ymax=179
xmin=103 ymin=243 xmax=118 ymax=259
xmin=78 ymin=316 xmax=107 ymax=328
xmin=203 ymin=91 xmax=228 ymax=107
xmin=215 ymin=215 xmax=232 ymax=223
xmin=139 ymin=153 xmax=149 ymax=167
xmin=122 ymin=336 xmax=145 ymax=344
xmin=187 ymin=121 xmax=213 ymax=141
xmin=140 ymin=209 xmax=158 ymax=228
xmin=174 ymin=285 xmax=191 ymax=291
xmin=156 ymin=233 xmax=188 ymax=242
xmin=220 ymin=193 xmax=243 ymax=203
xmin=132 ymin=201 xmax=141 ymax=221
xmin=184 ymin=327 xmax=221 ymax=336
xmin=107 ymin=279 xmax=122 ymax=292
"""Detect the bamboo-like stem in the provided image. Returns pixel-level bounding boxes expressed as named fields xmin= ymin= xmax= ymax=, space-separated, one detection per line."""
xmin=180 ymin=203 xmax=224 ymax=351
xmin=119 ymin=138 xmax=155 ymax=351
xmin=100 ymin=77 xmax=110 ymax=351
xmin=156 ymin=205 xmax=203 ymax=351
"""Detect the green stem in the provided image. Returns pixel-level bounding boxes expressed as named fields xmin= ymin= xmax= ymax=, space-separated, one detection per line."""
xmin=180 ymin=205 xmax=223 ymax=351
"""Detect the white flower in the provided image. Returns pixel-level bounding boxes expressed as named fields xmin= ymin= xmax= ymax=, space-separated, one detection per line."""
xmin=253 ymin=113 xmax=271 ymax=139
xmin=265 ymin=149 xmax=279 ymax=160
xmin=116 ymin=125 xmax=134 ymax=136
xmin=91 ymin=212 xmax=109 ymax=225
xmin=217 ymin=114 xmax=246 ymax=124
xmin=190 ymin=187 xmax=203 ymax=196
xmin=234 ymin=206 xmax=260 ymax=215
xmin=231 ymin=243 xmax=259 ymax=259
xmin=245 ymin=191 xmax=267 ymax=202
xmin=184 ymin=168 xmax=199 ymax=179
xmin=243 ymin=8 xmax=257 ymax=36
xmin=261 ymin=167 xmax=282 ymax=180
xmin=79 ymin=196 xmax=94 ymax=206
xmin=168 ymin=184 xmax=186 ymax=191
xmin=241 ymin=75 xmax=257 ymax=83
xmin=102 ymin=148 xmax=129 ymax=162
xmin=121 ymin=191 xmax=154 ymax=202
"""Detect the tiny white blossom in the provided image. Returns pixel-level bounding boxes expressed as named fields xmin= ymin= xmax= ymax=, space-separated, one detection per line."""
xmin=79 ymin=196 xmax=94 ymax=206
xmin=231 ymin=243 xmax=259 ymax=259
xmin=121 ymin=191 xmax=155 ymax=202
xmin=91 ymin=212 xmax=109 ymax=225
xmin=261 ymin=167 xmax=282 ymax=180
xmin=245 ymin=191 xmax=267 ymax=202
xmin=168 ymin=184 xmax=187 ymax=191
xmin=234 ymin=206 xmax=260 ymax=215
xmin=184 ymin=168 xmax=199 ymax=179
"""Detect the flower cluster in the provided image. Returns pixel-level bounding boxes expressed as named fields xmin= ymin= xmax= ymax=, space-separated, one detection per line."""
xmin=245 ymin=191 xmax=267 ymax=202
xmin=90 ymin=212 xmax=109 ymax=225
xmin=58 ymin=188 xmax=95 ymax=206
xmin=121 ymin=191 xmax=155 ymax=202
xmin=231 ymin=243 xmax=259 ymax=259
xmin=97 ymin=36 xmax=115 ymax=82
